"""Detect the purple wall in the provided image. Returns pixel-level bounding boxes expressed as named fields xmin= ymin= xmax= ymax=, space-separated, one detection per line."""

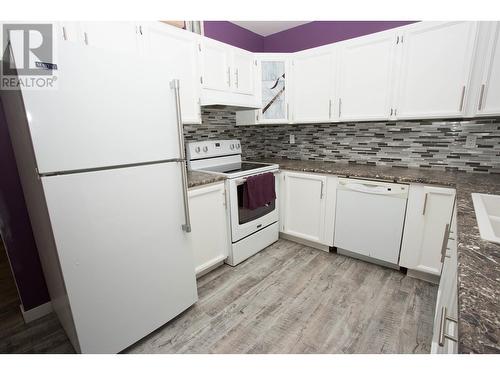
xmin=263 ymin=21 xmax=417 ymax=52
xmin=0 ymin=98 xmax=50 ymax=310
xmin=203 ymin=21 xmax=264 ymax=52
xmin=203 ymin=21 xmax=418 ymax=53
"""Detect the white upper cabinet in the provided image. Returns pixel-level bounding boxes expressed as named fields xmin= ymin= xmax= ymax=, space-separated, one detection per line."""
xmin=395 ymin=22 xmax=478 ymax=119
xmin=292 ymin=46 xmax=337 ymax=123
xmin=79 ymin=22 xmax=140 ymax=54
xmin=337 ymin=31 xmax=397 ymax=122
xmin=475 ymin=22 xmax=500 ymax=116
xmin=142 ymin=22 xmax=202 ymax=124
xmin=236 ymin=54 xmax=290 ymax=125
xmin=232 ymin=49 xmax=256 ymax=95
xmin=200 ymin=37 xmax=232 ymax=92
xmin=399 ymin=184 xmax=456 ymax=276
xmin=259 ymin=56 xmax=291 ymax=123
xmin=199 ymin=38 xmax=259 ymax=107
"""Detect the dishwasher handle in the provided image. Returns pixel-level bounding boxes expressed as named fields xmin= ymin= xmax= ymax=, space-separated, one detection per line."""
xmin=340 ymin=182 xmax=403 ymax=196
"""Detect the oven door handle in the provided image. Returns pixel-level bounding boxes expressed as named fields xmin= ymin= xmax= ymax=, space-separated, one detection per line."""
xmin=234 ymin=170 xmax=280 ymax=186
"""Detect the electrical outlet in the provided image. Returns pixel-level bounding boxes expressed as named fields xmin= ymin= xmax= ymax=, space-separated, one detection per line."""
xmin=465 ymin=135 xmax=477 ymax=148
xmin=290 ymin=134 xmax=295 ymax=144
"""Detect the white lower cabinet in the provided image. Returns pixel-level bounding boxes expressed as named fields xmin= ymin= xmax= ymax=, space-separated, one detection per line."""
xmin=399 ymin=184 xmax=456 ymax=275
xmin=280 ymin=171 xmax=337 ymax=247
xmin=431 ymin=209 xmax=458 ymax=354
xmin=188 ymin=183 xmax=230 ymax=276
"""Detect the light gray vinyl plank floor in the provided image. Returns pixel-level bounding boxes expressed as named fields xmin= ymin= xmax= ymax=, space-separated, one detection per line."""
xmin=127 ymin=239 xmax=437 ymax=354
xmin=0 ymin=239 xmax=438 ymax=354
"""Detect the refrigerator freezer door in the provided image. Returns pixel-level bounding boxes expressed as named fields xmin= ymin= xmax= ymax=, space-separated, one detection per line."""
xmin=41 ymin=162 xmax=198 ymax=353
xmin=11 ymin=39 xmax=181 ymax=174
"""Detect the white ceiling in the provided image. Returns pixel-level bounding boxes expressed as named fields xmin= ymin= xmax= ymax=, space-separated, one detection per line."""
xmin=230 ymin=21 xmax=311 ymax=37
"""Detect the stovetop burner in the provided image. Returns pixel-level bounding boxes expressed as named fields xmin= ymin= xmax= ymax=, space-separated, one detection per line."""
xmin=201 ymin=162 xmax=272 ymax=175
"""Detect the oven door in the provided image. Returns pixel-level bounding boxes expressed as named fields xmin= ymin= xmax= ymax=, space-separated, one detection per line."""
xmin=228 ymin=171 xmax=279 ymax=242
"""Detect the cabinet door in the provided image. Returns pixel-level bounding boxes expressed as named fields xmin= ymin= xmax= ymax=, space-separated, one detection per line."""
xmin=292 ymin=48 xmax=336 ymax=123
xmin=200 ymin=38 xmax=231 ymax=92
xmin=431 ymin=209 xmax=458 ymax=354
xmin=400 ymin=184 xmax=456 ymax=275
xmin=144 ymin=22 xmax=201 ymax=124
xmin=188 ymin=183 xmax=229 ymax=275
xmin=395 ymin=22 xmax=477 ymax=119
xmin=476 ymin=23 xmax=500 ymax=116
xmin=79 ymin=22 xmax=140 ymax=54
xmin=233 ymin=49 xmax=256 ymax=95
xmin=282 ymin=172 xmax=327 ymax=244
xmin=260 ymin=59 xmax=290 ymax=123
xmin=337 ymin=32 xmax=397 ymax=121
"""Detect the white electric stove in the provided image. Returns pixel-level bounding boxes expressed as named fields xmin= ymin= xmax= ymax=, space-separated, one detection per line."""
xmin=186 ymin=140 xmax=279 ymax=266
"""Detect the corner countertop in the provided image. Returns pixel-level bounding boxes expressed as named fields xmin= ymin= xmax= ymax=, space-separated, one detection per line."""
xmin=187 ymin=170 xmax=226 ymax=189
xmin=251 ymin=158 xmax=500 ymax=354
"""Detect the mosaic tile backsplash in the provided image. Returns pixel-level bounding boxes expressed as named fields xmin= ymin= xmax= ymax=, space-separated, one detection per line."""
xmin=183 ymin=110 xmax=500 ymax=174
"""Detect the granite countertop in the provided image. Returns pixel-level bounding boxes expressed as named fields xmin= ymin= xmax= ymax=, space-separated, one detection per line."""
xmin=251 ymin=158 xmax=500 ymax=354
xmin=187 ymin=170 xmax=226 ymax=189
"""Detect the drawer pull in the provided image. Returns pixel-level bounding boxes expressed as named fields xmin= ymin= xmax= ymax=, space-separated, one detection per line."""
xmin=439 ymin=306 xmax=458 ymax=346
xmin=422 ymin=193 xmax=428 ymax=215
xmin=459 ymin=86 xmax=466 ymax=112
xmin=440 ymin=224 xmax=450 ymax=263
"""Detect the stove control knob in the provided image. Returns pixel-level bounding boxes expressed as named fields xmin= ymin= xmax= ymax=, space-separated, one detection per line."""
xmin=236 ymin=143 xmax=241 ymax=149
xmin=230 ymin=144 xmax=235 ymax=150
xmin=195 ymin=146 xmax=201 ymax=153
xmin=203 ymin=146 xmax=208 ymax=152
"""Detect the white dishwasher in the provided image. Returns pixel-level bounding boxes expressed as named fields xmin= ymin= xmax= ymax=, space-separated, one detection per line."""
xmin=334 ymin=178 xmax=409 ymax=265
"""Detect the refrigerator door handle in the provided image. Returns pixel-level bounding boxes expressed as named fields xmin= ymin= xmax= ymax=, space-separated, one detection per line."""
xmin=170 ymin=79 xmax=191 ymax=233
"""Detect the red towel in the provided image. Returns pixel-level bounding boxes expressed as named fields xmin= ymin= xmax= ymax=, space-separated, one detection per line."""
xmin=242 ymin=172 xmax=276 ymax=210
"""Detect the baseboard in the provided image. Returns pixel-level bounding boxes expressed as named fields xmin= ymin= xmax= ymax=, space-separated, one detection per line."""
xmin=407 ymin=269 xmax=440 ymax=284
xmin=20 ymin=301 xmax=52 ymax=323
xmin=196 ymin=257 xmax=226 ymax=278
xmin=337 ymin=248 xmax=400 ymax=270
xmin=279 ymin=232 xmax=330 ymax=252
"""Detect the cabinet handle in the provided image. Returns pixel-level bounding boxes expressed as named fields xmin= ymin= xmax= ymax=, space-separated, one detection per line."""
xmin=235 ymin=68 xmax=239 ymax=88
xmin=287 ymin=103 xmax=290 ymax=120
xmin=438 ymin=306 xmax=458 ymax=347
xmin=338 ymin=98 xmax=342 ymax=118
xmin=478 ymin=84 xmax=485 ymax=111
xmin=62 ymin=26 xmax=67 ymax=41
xmin=227 ymin=67 xmax=231 ymax=87
xmin=440 ymin=223 xmax=450 ymax=263
xmin=459 ymin=86 xmax=466 ymax=111
xmin=84 ymin=32 xmax=88 ymax=45
xmin=422 ymin=193 xmax=428 ymax=215
xmin=320 ymin=180 xmax=324 ymax=199
xmin=329 ymin=99 xmax=332 ymax=119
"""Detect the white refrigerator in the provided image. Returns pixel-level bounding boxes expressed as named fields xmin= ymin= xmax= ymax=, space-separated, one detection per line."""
xmin=2 ymin=27 xmax=198 ymax=353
